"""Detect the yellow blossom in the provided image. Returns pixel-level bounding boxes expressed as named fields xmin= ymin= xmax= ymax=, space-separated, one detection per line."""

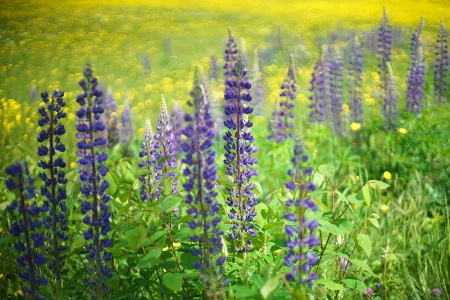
xmin=381 ymin=205 xmax=389 ymax=211
xmin=0 ymin=274 xmax=3 ymax=280
xmin=355 ymin=176 xmax=360 ymax=181
xmin=70 ymin=162 xmax=77 ymax=169
xmin=383 ymin=171 xmax=392 ymax=180
xmin=350 ymin=122 xmax=361 ymax=132
xmin=397 ymin=128 xmax=407 ymax=134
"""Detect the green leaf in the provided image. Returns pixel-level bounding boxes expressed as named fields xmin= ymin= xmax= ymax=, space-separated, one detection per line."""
xmin=160 ymin=195 xmax=182 ymax=213
xmin=162 ymin=178 xmax=174 ymax=196
xmin=319 ymin=223 xmax=344 ymax=235
xmin=315 ymin=279 xmax=345 ymax=291
xmin=104 ymin=172 xmax=117 ymax=195
xmin=347 ymin=194 xmax=363 ymax=207
xmin=368 ymin=217 xmax=380 ymax=229
xmin=162 ymin=273 xmax=182 ymax=291
xmin=137 ymin=248 xmax=161 ymax=269
xmin=219 ymin=174 xmax=234 ymax=188
xmin=351 ymin=258 xmax=374 ymax=274
xmin=72 ymin=235 xmax=86 ymax=249
xmin=362 ymin=185 xmax=371 ymax=206
xmin=357 ymin=234 xmax=372 ymax=257
xmin=342 ymin=278 xmax=368 ymax=293
xmin=149 ymin=230 xmax=166 ymax=242
xmin=333 ymin=218 xmax=353 ymax=233
xmin=254 ymin=203 xmax=268 ymax=227
xmin=318 ymin=164 xmax=336 ymax=178
xmin=367 ymin=180 xmax=390 ymax=190
xmin=125 ymin=225 xmax=147 ymax=253
xmin=260 ymin=276 xmax=279 ymax=299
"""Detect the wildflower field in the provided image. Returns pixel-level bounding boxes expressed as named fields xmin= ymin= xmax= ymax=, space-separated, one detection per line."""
xmin=0 ymin=0 xmax=449 ymax=299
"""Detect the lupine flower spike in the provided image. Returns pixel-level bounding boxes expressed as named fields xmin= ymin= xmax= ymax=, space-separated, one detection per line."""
xmin=153 ymin=95 xmax=178 ymax=199
xmin=406 ymin=17 xmax=425 ymax=115
xmin=182 ymin=79 xmax=226 ymax=299
xmin=383 ymin=63 xmax=398 ymax=131
xmin=223 ymin=54 xmax=259 ymax=252
xmin=250 ymin=49 xmax=264 ymax=116
xmin=121 ymin=98 xmax=134 ymax=157
xmin=103 ymin=87 xmax=119 ymax=147
xmin=6 ymin=162 xmax=48 ymax=300
xmin=434 ymin=19 xmax=449 ymax=105
xmin=309 ymin=58 xmax=326 ymax=123
xmin=284 ymin=137 xmax=319 ymax=288
xmin=349 ymin=35 xmax=363 ymax=128
xmin=75 ymin=64 xmax=112 ymax=298
xmin=377 ymin=7 xmax=393 ymax=118
xmin=268 ymin=55 xmax=297 ymax=142
xmin=37 ymin=90 xmax=68 ymax=291
xmin=139 ymin=119 xmax=156 ymax=203
xmin=170 ymin=101 xmax=184 ymax=157
xmin=328 ymin=46 xmax=346 ymax=138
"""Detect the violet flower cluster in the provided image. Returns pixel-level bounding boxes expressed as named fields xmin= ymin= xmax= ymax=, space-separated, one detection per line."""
xmin=37 ymin=90 xmax=68 ymax=283
xmin=250 ymin=50 xmax=264 ymax=116
xmin=170 ymin=102 xmax=184 ymax=156
xmin=75 ymin=64 xmax=112 ymax=297
xmin=377 ymin=8 xmax=393 ymax=120
xmin=121 ymin=99 xmax=134 ymax=156
xmin=103 ymin=87 xmax=119 ymax=147
xmin=182 ymin=74 xmax=226 ymax=298
xmin=284 ymin=138 xmax=319 ymax=287
xmin=328 ymin=47 xmax=346 ymax=138
xmin=6 ymin=162 xmax=48 ymax=299
xmin=268 ymin=55 xmax=296 ymax=142
xmin=153 ymin=96 xmax=178 ymax=199
xmin=434 ymin=20 xmax=449 ymax=105
xmin=406 ymin=17 xmax=425 ymax=116
xmin=349 ymin=35 xmax=364 ymax=126
xmin=224 ymin=28 xmax=239 ymax=84
xmin=223 ymin=56 xmax=259 ymax=252
xmin=138 ymin=119 xmax=156 ymax=203
xmin=383 ymin=63 xmax=398 ymax=131
xmin=309 ymin=58 xmax=326 ymax=123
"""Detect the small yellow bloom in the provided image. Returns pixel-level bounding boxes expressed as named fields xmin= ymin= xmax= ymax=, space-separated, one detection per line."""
xmin=381 ymin=205 xmax=389 ymax=212
xmin=0 ymin=274 xmax=4 ymax=280
xmin=383 ymin=171 xmax=392 ymax=180
xmin=14 ymin=289 xmax=25 ymax=296
xmin=350 ymin=122 xmax=361 ymax=132
xmin=355 ymin=176 xmax=360 ymax=181
xmin=23 ymin=134 xmax=28 ymax=140
xmin=70 ymin=162 xmax=77 ymax=169
xmin=397 ymin=128 xmax=407 ymax=134
xmin=273 ymin=249 xmax=282 ymax=255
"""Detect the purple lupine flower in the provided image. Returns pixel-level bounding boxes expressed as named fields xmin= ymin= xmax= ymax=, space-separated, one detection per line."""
xmin=37 ymin=90 xmax=68 ymax=285
xmin=138 ymin=119 xmax=155 ymax=203
xmin=349 ymin=35 xmax=364 ymax=126
xmin=267 ymin=100 xmax=284 ymax=142
xmin=75 ymin=64 xmax=112 ymax=298
xmin=121 ymin=98 xmax=134 ymax=157
xmin=223 ymin=55 xmax=259 ymax=252
xmin=383 ymin=63 xmax=398 ymax=131
xmin=210 ymin=55 xmax=218 ymax=81
xmin=364 ymin=287 xmax=374 ymax=297
xmin=322 ymin=45 xmax=334 ymax=121
xmin=199 ymin=65 xmax=210 ymax=102
xmin=434 ymin=20 xmax=449 ymax=105
xmin=406 ymin=17 xmax=425 ymax=115
xmin=309 ymin=58 xmax=326 ymax=123
xmin=224 ymin=28 xmax=239 ymax=82
xmin=250 ymin=49 xmax=264 ymax=116
xmin=6 ymin=162 xmax=48 ymax=299
xmin=329 ymin=47 xmax=346 ymax=138
xmin=103 ymin=87 xmax=119 ymax=147
xmin=268 ymin=55 xmax=296 ymax=142
xmin=377 ymin=7 xmax=393 ymax=116
xmin=284 ymin=137 xmax=319 ymax=287
xmin=182 ymin=77 xmax=226 ymax=298
xmin=30 ymin=84 xmax=37 ymax=101
xmin=209 ymin=79 xmax=223 ymax=136
xmin=339 ymin=256 xmax=350 ymax=271
xmin=153 ymin=95 xmax=178 ymax=199
xmin=170 ymin=101 xmax=184 ymax=156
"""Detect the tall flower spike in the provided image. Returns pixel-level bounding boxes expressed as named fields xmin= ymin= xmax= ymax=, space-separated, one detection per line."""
xmin=434 ymin=19 xmax=449 ymax=105
xmin=37 ymin=90 xmax=68 ymax=289
xmin=267 ymin=100 xmax=283 ymax=142
xmin=349 ymin=35 xmax=364 ymax=126
xmin=153 ymin=95 xmax=178 ymax=199
xmin=309 ymin=58 xmax=326 ymax=123
xmin=170 ymin=101 xmax=184 ymax=156
xmin=284 ymin=137 xmax=319 ymax=288
xmin=6 ymin=162 xmax=48 ymax=299
xmin=329 ymin=46 xmax=346 ymax=138
xmin=139 ymin=119 xmax=155 ymax=202
xmin=383 ymin=63 xmax=398 ymax=131
xmin=75 ymin=64 xmax=112 ymax=298
xmin=269 ymin=54 xmax=296 ymax=142
xmin=223 ymin=55 xmax=259 ymax=252
xmin=182 ymin=82 xmax=226 ymax=298
xmin=210 ymin=55 xmax=218 ymax=81
xmin=251 ymin=49 xmax=264 ymax=116
xmin=121 ymin=98 xmax=134 ymax=157
xmin=103 ymin=87 xmax=119 ymax=147
xmin=406 ymin=17 xmax=425 ymax=115
xmin=377 ymin=7 xmax=393 ymax=117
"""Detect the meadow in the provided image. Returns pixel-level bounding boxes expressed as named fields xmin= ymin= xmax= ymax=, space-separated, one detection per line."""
xmin=0 ymin=0 xmax=449 ymax=299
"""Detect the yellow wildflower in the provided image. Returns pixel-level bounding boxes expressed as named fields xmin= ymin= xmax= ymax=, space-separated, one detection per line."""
xmin=70 ymin=162 xmax=77 ymax=169
xmin=381 ymin=205 xmax=389 ymax=211
xmin=397 ymin=128 xmax=407 ymax=134
xmin=350 ymin=122 xmax=361 ymax=132
xmin=383 ymin=171 xmax=392 ymax=180
xmin=0 ymin=274 xmax=3 ymax=280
